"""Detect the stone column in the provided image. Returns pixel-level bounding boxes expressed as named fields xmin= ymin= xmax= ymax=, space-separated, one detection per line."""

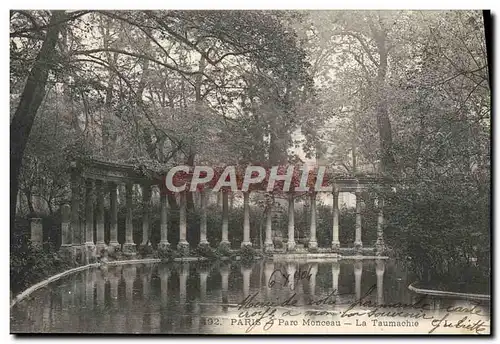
xmin=30 ymin=217 xmax=43 ymax=246
xmin=141 ymin=184 xmax=151 ymax=246
xmin=60 ymin=204 xmax=72 ymax=258
xmin=177 ymin=192 xmax=189 ymax=253
xmin=308 ymin=192 xmax=318 ymax=250
xmin=123 ymin=182 xmax=136 ymax=254
xmin=376 ymin=259 xmax=385 ymax=305
xmin=287 ymin=193 xmax=296 ymax=251
xmin=241 ymin=266 xmax=251 ymax=298
xmin=354 ymin=191 xmax=363 ymax=251
xmin=159 ymin=192 xmax=170 ymax=250
xmin=108 ymin=182 xmax=119 ymax=251
xmin=199 ymin=189 xmax=209 ymax=246
xmin=354 ymin=261 xmax=362 ymax=300
xmin=95 ymin=180 xmax=106 ymax=253
xmin=264 ymin=199 xmax=274 ymax=252
xmin=84 ymin=179 xmax=96 ymax=259
xmin=241 ymin=192 xmax=252 ymax=247
xmin=70 ymin=162 xmax=83 ymax=259
xmin=219 ymin=192 xmax=230 ymax=249
xmin=332 ymin=187 xmax=340 ymax=252
xmin=376 ymin=196 xmax=385 ymax=255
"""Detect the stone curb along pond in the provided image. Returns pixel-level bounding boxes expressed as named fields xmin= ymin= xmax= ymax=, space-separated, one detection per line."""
xmin=408 ymin=283 xmax=491 ymax=301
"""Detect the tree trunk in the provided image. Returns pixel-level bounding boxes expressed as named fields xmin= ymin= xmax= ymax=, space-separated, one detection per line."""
xmin=268 ymin=113 xmax=288 ymax=165
xmin=23 ymin=189 xmax=35 ymax=215
xmin=10 ymin=10 xmax=65 ymax=236
xmin=185 ymin=152 xmax=195 ymax=211
xmin=374 ymin=27 xmax=396 ymax=175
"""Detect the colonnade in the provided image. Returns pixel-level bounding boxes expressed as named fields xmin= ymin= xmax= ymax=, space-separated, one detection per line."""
xmin=57 ymin=162 xmax=385 ymax=260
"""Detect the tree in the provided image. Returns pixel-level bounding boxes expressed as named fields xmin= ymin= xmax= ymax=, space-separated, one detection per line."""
xmin=11 ymin=10 xmax=66 ymax=230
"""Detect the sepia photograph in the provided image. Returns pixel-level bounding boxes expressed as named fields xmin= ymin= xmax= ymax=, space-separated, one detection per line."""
xmin=9 ymin=9 xmax=491 ymax=335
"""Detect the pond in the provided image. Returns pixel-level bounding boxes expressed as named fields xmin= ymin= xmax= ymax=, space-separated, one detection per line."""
xmin=10 ymin=259 xmax=490 ymax=334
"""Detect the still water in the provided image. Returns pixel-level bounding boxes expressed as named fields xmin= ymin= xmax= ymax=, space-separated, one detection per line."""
xmin=10 ymin=259 xmax=490 ymax=334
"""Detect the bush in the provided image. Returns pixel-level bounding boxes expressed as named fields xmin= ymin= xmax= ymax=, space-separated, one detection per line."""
xmin=10 ymin=231 xmax=72 ymax=295
xmin=138 ymin=244 xmax=154 ymax=257
xmin=308 ymin=246 xmax=319 ymax=253
xmin=155 ymin=245 xmax=177 ymax=262
xmin=240 ymin=245 xmax=261 ymax=263
xmin=385 ymin=176 xmax=490 ymax=284
xmin=194 ymin=244 xmax=218 ymax=260
xmin=215 ymin=243 xmax=232 ymax=257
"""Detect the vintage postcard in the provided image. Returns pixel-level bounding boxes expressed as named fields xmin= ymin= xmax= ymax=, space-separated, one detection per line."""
xmin=10 ymin=9 xmax=491 ymax=335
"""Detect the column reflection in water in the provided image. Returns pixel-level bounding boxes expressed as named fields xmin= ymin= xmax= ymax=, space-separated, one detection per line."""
xmin=131 ymin=265 xmax=144 ymax=333
xmin=85 ymin=269 xmax=95 ymax=311
xmin=264 ymin=261 xmax=274 ymax=298
xmin=295 ymin=264 xmax=303 ymax=298
xmin=159 ymin=265 xmax=170 ymax=307
xmin=309 ymin=263 xmax=318 ymax=297
xmin=49 ymin=285 xmax=62 ymax=331
xmin=195 ymin=268 xmax=209 ymax=332
xmin=123 ymin=265 xmax=137 ymax=303
xmin=432 ymin=297 xmax=441 ymax=317
xmin=71 ymin=275 xmax=82 ymax=330
xmin=199 ymin=269 xmax=208 ymax=302
xmin=106 ymin=266 xmax=121 ymax=332
xmin=96 ymin=268 xmax=106 ymax=306
xmin=241 ymin=265 xmax=252 ymax=299
xmin=100 ymin=266 xmax=112 ymax=328
xmin=41 ymin=294 xmax=51 ymax=332
xmin=287 ymin=263 xmax=296 ymax=292
xmin=179 ymin=262 xmax=189 ymax=306
xmin=76 ymin=272 xmax=88 ymax=331
xmin=332 ymin=261 xmax=340 ymax=304
xmin=149 ymin=303 xmax=161 ymax=334
xmin=109 ymin=265 xmax=121 ymax=301
xmin=140 ymin=264 xmax=154 ymax=333
xmin=179 ymin=262 xmax=192 ymax=331
xmin=158 ymin=264 xmax=172 ymax=332
xmin=354 ymin=261 xmax=362 ymax=301
xmin=376 ymin=259 xmax=385 ymax=305
xmin=142 ymin=265 xmax=152 ymax=300
xmin=220 ymin=264 xmax=229 ymax=312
